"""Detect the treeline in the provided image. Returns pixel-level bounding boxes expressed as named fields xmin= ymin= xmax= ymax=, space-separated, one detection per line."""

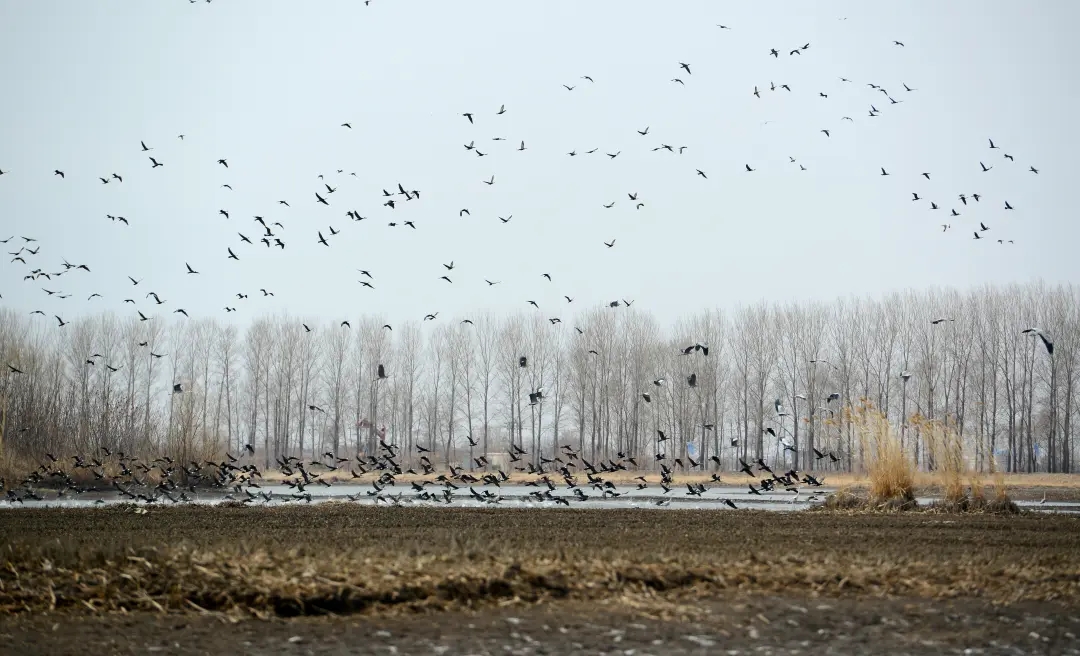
xmin=0 ymin=281 xmax=1077 ymax=473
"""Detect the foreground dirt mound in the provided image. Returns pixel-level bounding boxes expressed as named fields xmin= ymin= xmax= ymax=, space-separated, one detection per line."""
xmin=1 ymin=505 xmax=1079 ymax=617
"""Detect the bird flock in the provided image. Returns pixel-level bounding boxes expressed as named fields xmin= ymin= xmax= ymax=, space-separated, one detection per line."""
xmin=1 ymin=8 xmax=1054 ymax=490
xmin=3 ymin=438 xmax=831 ymax=508
xmin=0 ymin=13 xmax=1043 ymax=340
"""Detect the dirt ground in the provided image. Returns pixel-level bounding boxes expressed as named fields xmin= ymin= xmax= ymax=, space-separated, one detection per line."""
xmin=2 ymin=504 xmax=1079 ymax=654
xmin=2 ymin=595 xmax=1078 ymax=655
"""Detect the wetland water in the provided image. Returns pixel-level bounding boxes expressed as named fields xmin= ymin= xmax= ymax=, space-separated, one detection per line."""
xmin=7 ymin=483 xmax=1080 ymax=512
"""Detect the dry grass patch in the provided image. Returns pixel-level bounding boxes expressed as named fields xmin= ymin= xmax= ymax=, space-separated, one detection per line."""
xmin=847 ymin=402 xmax=916 ymax=506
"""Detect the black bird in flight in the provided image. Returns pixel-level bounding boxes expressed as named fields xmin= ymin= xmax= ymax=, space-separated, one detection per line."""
xmin=217 ymin=158 xmax=228 ymax=167
xmin=53 ymin=169 xmax=64 ymax=178
xmin=227 ymin=247 xmax=239 ymax=260
xmin=316 ymin=192 xmax=329 ymax=205
xmin=463 ymin=112 xmax=473 ymax=123
xmin=149 ymin=157 xmax=163 ymax=168
xmin=318 ymin=231 xmax=329 ymax=246
xmin=679 ymin=62 xmax=691 ymax=74
xmin=185 ymin=263 xmax=198 ymax=274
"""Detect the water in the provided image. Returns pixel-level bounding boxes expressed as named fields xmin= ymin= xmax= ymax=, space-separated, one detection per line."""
xmin=7 ymin=485 xmax=1079 ymax=513
xmin=7 ymin=484 xmax=826 ymax=511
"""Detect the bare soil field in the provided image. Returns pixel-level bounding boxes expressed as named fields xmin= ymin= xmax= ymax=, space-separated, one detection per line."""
xmin=3 ymin=596 xmax=1078 ymax=655
xmin=2 ymin=505 xmax=1079 ymax=654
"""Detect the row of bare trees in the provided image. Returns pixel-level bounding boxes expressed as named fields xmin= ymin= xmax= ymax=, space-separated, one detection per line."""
xmin=1 ymin=281 xmax=1077 ymax=473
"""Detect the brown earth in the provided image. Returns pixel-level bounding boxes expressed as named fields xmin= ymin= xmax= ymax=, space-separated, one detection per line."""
xmin=2 ymin=505 xmax=1079 ymax=654
xmin=3 ymin=595 xmax=1078 ymax=655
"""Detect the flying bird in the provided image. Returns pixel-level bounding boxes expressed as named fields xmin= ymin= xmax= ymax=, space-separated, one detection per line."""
xmin=1022 ymin=328 xmax=1054 ymax=356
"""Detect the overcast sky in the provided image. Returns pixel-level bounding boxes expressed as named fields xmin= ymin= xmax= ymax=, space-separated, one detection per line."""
xmin=0 ymin=0 xmax=1076 ymax=329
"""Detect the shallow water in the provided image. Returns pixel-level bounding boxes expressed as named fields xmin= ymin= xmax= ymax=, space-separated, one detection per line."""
xmin=6 ymin=484 xmax=1080 ymax=513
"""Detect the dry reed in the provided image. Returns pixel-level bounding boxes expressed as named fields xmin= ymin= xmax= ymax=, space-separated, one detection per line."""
xmin=848 ymin=401 xmax=916 ymax=505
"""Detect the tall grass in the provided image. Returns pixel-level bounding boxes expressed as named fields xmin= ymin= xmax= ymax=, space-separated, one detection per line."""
xmin=848 ymin=401 xmax=915 ymax=503
xmin=914 ymin=415 xmax=966 ymax=503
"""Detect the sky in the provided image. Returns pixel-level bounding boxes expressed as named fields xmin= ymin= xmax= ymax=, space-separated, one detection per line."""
xmin=0 ymin=0 xmax=1077 ymax=330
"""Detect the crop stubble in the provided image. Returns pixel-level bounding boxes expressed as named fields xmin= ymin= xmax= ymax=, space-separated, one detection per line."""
xmin=1 ymin=505 xmax=1079 ymax=618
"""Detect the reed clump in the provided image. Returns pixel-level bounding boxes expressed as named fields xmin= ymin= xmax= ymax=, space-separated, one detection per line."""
xmin=849 ymin=401 xmax=917 ymax=507
xmin=915 ymin=415 xmax=1018 ymax=514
